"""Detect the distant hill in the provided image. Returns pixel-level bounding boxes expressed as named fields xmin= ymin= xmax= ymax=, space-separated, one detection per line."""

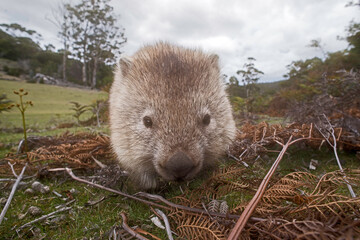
xmin=257 ymin=80 xmax=289 ymax=95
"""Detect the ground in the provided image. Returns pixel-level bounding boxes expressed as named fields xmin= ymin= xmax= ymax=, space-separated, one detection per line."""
xmin=0 ymin=80 xmax=359 ymax=239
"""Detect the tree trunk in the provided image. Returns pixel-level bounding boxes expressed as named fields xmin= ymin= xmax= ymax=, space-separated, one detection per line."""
xmin=91 ymin=57 xmax=98 ymax=89
xmin=62 ymin=42 xmax=67 ymax=82
xmin=82 ymin=40 xmax=88 ymax=85
xmin=82 ymin=59 xmax=87 ymax=85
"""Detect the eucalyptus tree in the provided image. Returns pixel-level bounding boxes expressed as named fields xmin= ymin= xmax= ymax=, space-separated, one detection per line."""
xmin=64 ymin=0 xmax=126 ymax=87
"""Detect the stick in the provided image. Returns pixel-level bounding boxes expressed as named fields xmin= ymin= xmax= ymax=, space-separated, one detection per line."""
xmin=7 ymin=162 xmax=18 ymax=178
xmin=155 ymin=209 xmax=174 ymax=240
xmin=17 ymin=206 xmax=72 ymax=231
xmin=64 ymin=168 xmax=242 ymax=220
xmin=0 ymin=163 xmax=27 ymax=225
xmin=64 ymin=168 xmax=170 ymax=210
xmin=227 ymin=153 xmax=249 ymax=167
xmin=316 ymin=114 xmax=356 ymax=198
xmin=120 ymin=212 xmax=149 ymax=240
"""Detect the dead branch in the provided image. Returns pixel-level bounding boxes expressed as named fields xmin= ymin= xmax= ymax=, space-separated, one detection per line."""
xmin=155 ymin=209 xmax=174 ymax=240
xmin=227 ymin=152 xmax=249 ymax=167
xmin=64 ymin=168 xmax=243 ymax=220
xmin=55 ymin=199 xmax=76 ymax=209
xmin=8 ymin=162 xmax=19 ymax=177
xmin=120 ymin=212 xmax=149 ymax=240
xmin=64 ymin=168 xmax=170 ymax=210
xmin=16 ymin=206 xmax=72 ymax=231
xmin=0 ymin=163 xmax=27 ymax=225
xmin=316 ymin=114 xmax=356 ymax=198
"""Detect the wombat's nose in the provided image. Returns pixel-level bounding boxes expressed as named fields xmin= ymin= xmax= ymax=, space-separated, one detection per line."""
xmin=165 ymin=151 xmax=195 ymax=180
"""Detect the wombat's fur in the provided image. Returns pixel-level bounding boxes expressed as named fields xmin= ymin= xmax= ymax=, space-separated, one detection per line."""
xmin=109 ymin=42 xmax=236 ymax=189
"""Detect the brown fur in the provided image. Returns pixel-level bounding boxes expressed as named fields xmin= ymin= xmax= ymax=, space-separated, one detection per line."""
xmin=109 ymin=42 xmax=236 ymax=189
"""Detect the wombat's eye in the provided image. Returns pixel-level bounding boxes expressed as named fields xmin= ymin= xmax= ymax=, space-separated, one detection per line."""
xmin=143 ymin=116 xmax=153 ymax=128
xmin=202 ymin=114 xmax=211 ymax=126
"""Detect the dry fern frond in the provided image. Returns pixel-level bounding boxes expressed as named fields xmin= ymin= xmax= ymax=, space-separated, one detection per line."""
xmin=208 ymin=200 xmax=220 ymax=213
xmin=171 ymin=212 xmax=228 ymax=240
xmin=247 ymin=218 xmax=360 ymax=240
xmin=261 ymin=172 xmax=317 ymax=204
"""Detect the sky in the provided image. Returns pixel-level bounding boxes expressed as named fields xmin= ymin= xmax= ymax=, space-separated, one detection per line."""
xmin=0 ymin=0 xmax=359 ymax=82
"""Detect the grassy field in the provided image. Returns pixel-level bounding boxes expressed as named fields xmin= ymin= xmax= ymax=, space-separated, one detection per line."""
xmin=0 ymin=80 xmax=108 ymax=158
xmin=0 ymin=80 xmax=108 ymax=128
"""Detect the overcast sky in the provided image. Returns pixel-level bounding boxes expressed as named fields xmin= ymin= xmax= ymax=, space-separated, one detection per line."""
xmin=0 ymin=0 xmax=359 ymax=82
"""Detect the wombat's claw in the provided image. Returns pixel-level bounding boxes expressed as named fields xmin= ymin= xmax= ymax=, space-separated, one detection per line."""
xmin=139 ymin=173 xmax=158 ymax=190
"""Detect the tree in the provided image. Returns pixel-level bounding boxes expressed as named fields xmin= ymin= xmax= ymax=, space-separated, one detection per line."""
xmin=65 ymin=0 xmax=126 ymax=88
xmin=307 ymin=39 xmax=327 ymax=59
xmin=236 ymin=57 xmax=264 ymax=98
xmin=48 ymin=2 xmax=72 ymax=82
xmin=0 ymin=23 xmax=42 ymax=40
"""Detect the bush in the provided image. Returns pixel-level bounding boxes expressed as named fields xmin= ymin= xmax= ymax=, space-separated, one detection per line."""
xmin=4 ymin=67 xmax=23 ymax=77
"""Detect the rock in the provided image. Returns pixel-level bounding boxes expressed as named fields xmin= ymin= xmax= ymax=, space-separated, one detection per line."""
xmin=24 ymin=188 xmax=34 ymax=195
xmin=42 ymin=186 xmax=50 ymax=193
xmin=0 ymin=197 xmax=7 ymax=205
xmin=69 ymin=188 xmax=78 ymax=195
xmin=28 ymin=206 xmax=42 ymax=216
xmin=31 ymin=181 xmax=50 ymax=194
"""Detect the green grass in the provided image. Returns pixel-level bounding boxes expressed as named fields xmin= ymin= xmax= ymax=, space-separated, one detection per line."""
xmin=0 ymin=79 xmax=108 ymax=128
xmin=0 ymin=179 xmax=168 ymax=239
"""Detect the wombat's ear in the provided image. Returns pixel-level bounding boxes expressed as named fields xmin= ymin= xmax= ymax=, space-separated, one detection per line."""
xmin=119 ymin=57 xmax=132 ymax=77
xmin=209 ymin=54 xmax=219 ymax=67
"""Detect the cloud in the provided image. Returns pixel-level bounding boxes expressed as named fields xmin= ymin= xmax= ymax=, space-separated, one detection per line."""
xmin=1 ymin=0 xmax=359 ymax=82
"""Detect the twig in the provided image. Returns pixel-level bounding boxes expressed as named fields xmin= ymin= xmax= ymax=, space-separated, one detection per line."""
xmin=120 ymin=212 xmax=149 ymax=240
xmin=155 ymin=209 xmax=174 ymax=240
xmin=64 ymin=168 xmax=242 ymax=220
xmin=227 ymin=153 xmax=249 ymax=167
xmin=89 ymin=147 xmax=106 ymax=168
xmin=64 ymin=168 xmax=170 ymax=210
xmin=0 ymin=163 xmax=27 ymax=225
xmin=17 ymin=206 xmax=72 ymax=231
xmin=0 ymin=178 xmax=17 ymax=182
xmin=16 ymin=139 xmax=25 ymax=155
xmin=55 ymin=199 xmax=76 ymax=209
xmin=7 ymin=162 xmax=18 ymax=178
xmin=84 ymin=196 xmax=107 ymax=206
xmin=201 ymin=202 xmax=214 ymax=221
xmin=316 ymin=114 xmax=356 ymax=198
xmin=52 ymin=190 xmax=63 ymax=198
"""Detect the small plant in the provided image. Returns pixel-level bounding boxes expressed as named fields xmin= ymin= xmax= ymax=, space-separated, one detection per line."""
xmin=69 ymin=101 xmax=90 ymax=125
xmin=8 ymin=89 xmax=33 ymax=152
xmin=89 ymin=99 xmax=107 ymax=127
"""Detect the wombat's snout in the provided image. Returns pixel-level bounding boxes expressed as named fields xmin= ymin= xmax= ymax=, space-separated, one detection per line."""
xmin=164 ymin=151 xmax=196 ymax=181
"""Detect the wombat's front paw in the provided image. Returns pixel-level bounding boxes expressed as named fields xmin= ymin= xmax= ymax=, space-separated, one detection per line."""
xmin=138 ymin=173 xmax=158 ymax=190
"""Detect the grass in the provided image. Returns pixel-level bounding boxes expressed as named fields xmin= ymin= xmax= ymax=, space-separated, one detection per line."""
xmin=0 ymin=79 xmax=108 ymax=128
xmin=0 ymin=179 xmax=168 ymax=239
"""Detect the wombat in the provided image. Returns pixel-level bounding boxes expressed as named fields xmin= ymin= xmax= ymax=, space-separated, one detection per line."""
xmin=109 ymin=42 xmax=236 ymax=189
